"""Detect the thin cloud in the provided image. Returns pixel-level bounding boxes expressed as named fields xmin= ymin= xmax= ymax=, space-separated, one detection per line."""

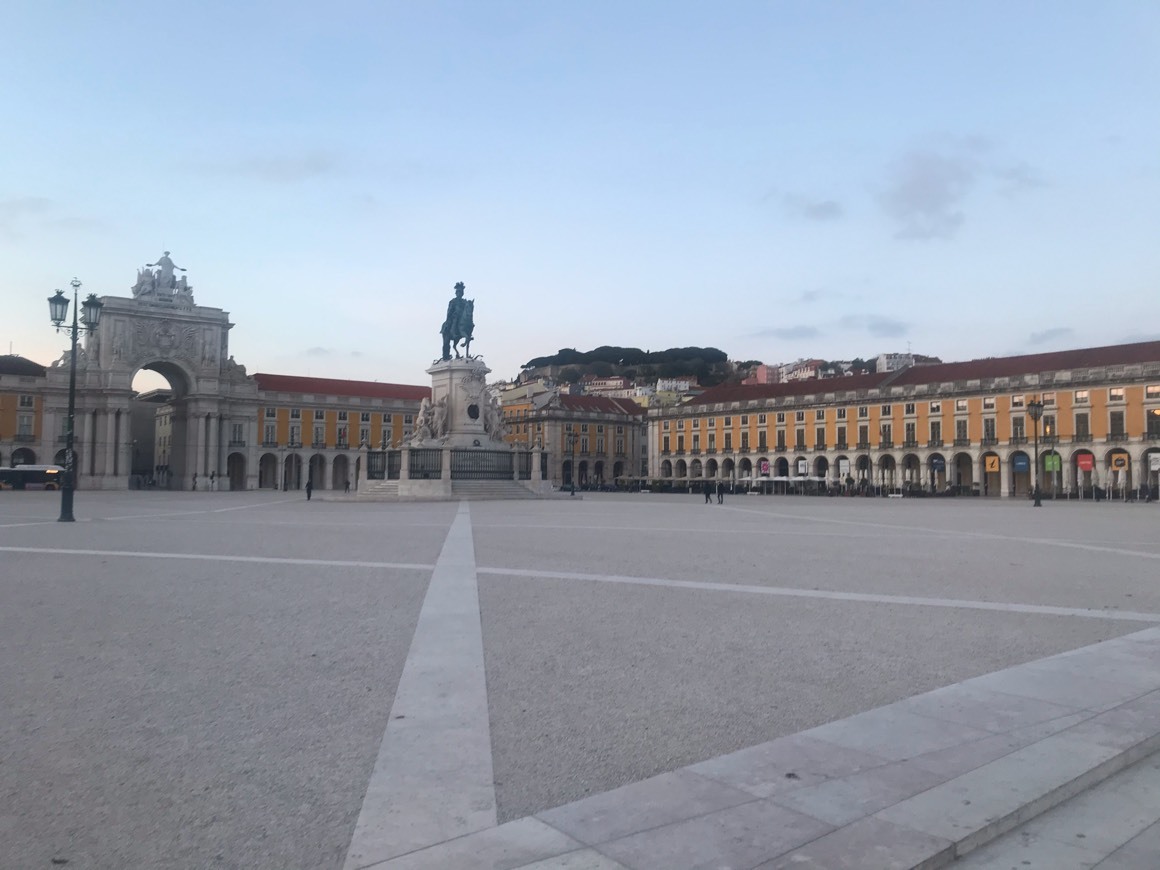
xmin=304 ymin=346 xmax=332 ymax=357
xmin=750 ymin=325 xmax=821 ymax=340
xmin=996 ymin=162 xmax=1047 ymax=196
xmin=840 ymin=314 xmax=910 ymax=338
xmin=196 ymin=150 xmax=340 ymax=183
xmin=879 ymin=150 xmax=976 ymax=239
xmin=1028 ymin=327 xmax=1074 ymax=345
xmin=783 ymin=194 xmax=844 ymax=221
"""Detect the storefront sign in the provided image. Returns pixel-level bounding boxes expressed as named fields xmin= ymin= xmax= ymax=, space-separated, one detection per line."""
xmin=759 ymin=459 xmax=770 ymax=476
xmin=1150 ymin=454 xmax=1160 ymax=472
xmin=1044 ymin=454 xmax=1062 ymax=472
xmin=1076 ymin=454 xmax=1094 ymax=471
xmin=838 ymin=458 xmax=850 ymax=475
xmin=1112 ymin=454 xmax=1128 ymax=470
xmin=1012 ymin=455 xmax=1030 ymax=471
xmin=984 ymin=455 xmax=1000 ymax=472
xmin=796 ymin=459 xmax=808 ymax=476
xmin=930 ymin=457 xmax=945 ymax=471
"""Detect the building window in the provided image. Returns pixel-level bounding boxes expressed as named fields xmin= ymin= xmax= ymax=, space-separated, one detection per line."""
xmin=929 ymin=401 xmax=941 ymax=414
xmin=596 ymin=424 xmax=604 ymax=433
xmin=1042 ymin=414 xmax=1056 ymax=439
xmin=815 ymin=426 xmax=825 ymax=447
xmin=758 ymin=414 xmax=767 ymax=424
xmin=708 ymin=418 xmax=716 ymax=428
xmin=692 ymin=433 xmax=700 ymax=450
xmin=1148 ymin=409 xmax=1160 ymax=436
xmin=290 ymin=409 xmax=301 ymax=419
xmin=741 ymin=431 xmax=749 ymax=450
xmin=776 ymin=412 xmax=785 ymax=423
xmin=596 ymin=437 xmax=605 ymax=453
xmin=858 ymin=424 xmax=869 ymax=445
xmin=881 ymin=404 xmax=892 ymax=416
xmin=1110 ymin=411 xmax=1125 ymax=435
xmin=1074 ymin=390 xmax=1089 ymax=404
xmin=776 ymin=430 xmax=786 ymax=449
xmin=314 ymin=409 xmax=326 ymax=420
xmin=616 ymin=425 xmax=624 ymax=434
xmin=314 ymin=425 xmax=325 ymax=444
xmin=724 ymin=433 xmax=732 ymax=450
xmin=581 ymin=437 xmax=589 ymax=453
xmin=17 ymin=414 xmax=33 ymax=436
xmin=1147 ymin=385 xmax=1160 ymax=400
xmin=289 ymin=425 xmax=301 ymax=444
xmin=677 ymin=435 xmax=685 ymax=452
xmin=19 ymin=395 xmax=34 ymax=408
xmin=1012 ymin=417 xmax=1025 ymax=440
xmin=231 ymin=423 xmax=244 ymax=443
xmin=983 ymin=397 xmax=996 ymax=410
xmin=662 ymin=421 xmax=669 ymax=430
xmin=1042 ymin=392 xmax=1056 ymax=406
xmin=338 ymin=411 xmax=348 ymax=421
xmin=1075 ymin=412 xmax=1090 ymax=437
xmin=795 ymin=428 xmax=805 ymax=448
xmin=708 ymin=433 xmax=716 ymax=449
xmin=905 ymin=422 xmax=916 ymax=443
xmin=836 ymin=425 xmax=846 ymax=445
xmin=264 ymin=423 xmax=276 ymax=444
xmin=904 ymin=403 xmax=916 ymax=415
xmin=662 ymin=435 xmax=670 ymax=452
xmin=265 ymin=407 xmax=276 ymax=418
xmin=615 ymin=437 xmax=624 ymax=453
xmin=955 ymin=419 xmax=968 ymax=441
xmin=359 ymin=427 xmax=369 ymax=444
xmin=930 ymin=420 xmax=941 ymax=442
xmin=795 ymin=411 xmax=805 ymax=422
xmin=1109 ymin=388 xmax=1125 ymax=403
xmin=723 ymin=416 xmax=732 ymax=426
xmin=956 ymin=399 xmax=968 ymax=412
xmin=983 ymin=418 xmax=996 ymax=440
xmin=740 ymin=415 xmax=749 ymax=425
xmin=758 ymin=431 xmax=767 ymax=450
xmin=404 ymin=414 xmax=413 ymax=425
xmin=836 ymin=408 xmax=846 ymax=420
xmin=1011 ymin=395 xmax=1025 ymax=408
xmin=815 ymin=409 xmax=825 ymax=421
xmin=383 ymin=413 xmax=392 ymax=423
xmin=581 ymin=423 xmax=589 ymax=433
xmin=858 ymin=406 xmax=868 ymax=418
xmin=880 ymin=423 xmax=892 ymax=443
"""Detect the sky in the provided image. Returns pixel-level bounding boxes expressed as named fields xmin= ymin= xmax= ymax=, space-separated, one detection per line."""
xmin=3 ymin=2 xmax=1159 ymax=391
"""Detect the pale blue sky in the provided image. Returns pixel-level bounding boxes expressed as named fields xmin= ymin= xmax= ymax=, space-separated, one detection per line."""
xmin=3 ymin=2 xmax=1158 ymax=388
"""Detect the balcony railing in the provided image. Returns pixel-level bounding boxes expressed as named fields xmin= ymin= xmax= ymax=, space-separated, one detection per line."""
xmin=706 ymin=447 xmax=717 ymax=454
xmin=690 ymin=448 xmax=700 ymax=455
xmin=835 ymin=441 xmax=848 ymax=450
xmin=336 ymin=440 xmax=349 ymax=449
xmin=1071 ymin=434 xmax=1092 ymax=443
xmin=879 ymin=439 xmax=894 ymax=449
xmin=953 ymin=438 xmax=971 ymax=447
xmin=1106 ymin=432 xmax=1129 ymax=442
xmin=814 ymin=443 xmax=826 ymax=451
xmin=1010 ymin=435 xmax=1028 ymax=445
xmin=660 ymin=449 xmax=671 ymax=455
xmin=856 ymin=441 xmax=870 ymax=450
xmin=722 ymin=447 xmax=733 ymax=453
xmin=287 ymin=441 xmax=303 ymax=449
xmin=262 ymin=440 xmax=279 ymax=448
xmin=311 ymin=440 xmax=327 ymax=449
xmin=775 ymin=445 xmax=787 ymax=452
xmin=228 ymin=439 xmax=246 ymax=447
xmin=902 ymin=439 xmax=919 ymax=449
xmin=1147 ymin=431 xmax=1160 ymax=441
xmin=794 ymin=443 xmax=807 ymax=452
xmin=981 ymin=437 xmax=999 ymax=446
xmin=14 ymin=433 xmax=36 ymax=443
xmin=927 ymin=439 xmax=944 ymax=448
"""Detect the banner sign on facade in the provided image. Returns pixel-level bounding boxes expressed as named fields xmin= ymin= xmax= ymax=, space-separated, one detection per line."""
xmin=930 ymin=457 xmax=946 ymax=471
xmin=796 ymin=459 xmax=808 ymax=476
xmin=759 ymin=459 xmax=770 ymax=476
xmin=1151 ymin=454 xmax=1160 ymax=472
xmin=1112 ymin=454 xmax=1128 ymax=470
xmin=838 ymin=458 xmax=850 ymax=475
xmin=1044 ymin=454 xmax=1062 ymax=472
xmin=1076 ymin=454 xmax=1095 ymax=471
xmin=1012 ymin=455 xmax=1030 ymax=471
xmin=984 ymin=455 xmax=1000 ymax=472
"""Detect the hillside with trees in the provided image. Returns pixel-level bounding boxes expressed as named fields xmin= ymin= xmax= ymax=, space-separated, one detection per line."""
xmin=522 ymin=346 xmax=734 ymax=385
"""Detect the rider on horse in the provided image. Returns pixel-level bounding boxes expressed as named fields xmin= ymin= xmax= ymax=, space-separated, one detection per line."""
xmin=441 ymin=282 xmax=474 ymax=360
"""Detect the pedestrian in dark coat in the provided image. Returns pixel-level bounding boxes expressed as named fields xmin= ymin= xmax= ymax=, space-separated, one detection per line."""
xmin=703 ymin=480 xmax=713 ymax=504
xmin=716 ymin=480 xmax=725 ymax=504
xmin=305 ymin=478 xmax=313 ymax=501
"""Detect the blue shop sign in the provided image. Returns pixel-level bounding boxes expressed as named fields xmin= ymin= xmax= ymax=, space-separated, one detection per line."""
xmin=1012 ymin=455 xmax=1030 ymax=471
xmin=930 ymin=457 xmax=946 ymax=470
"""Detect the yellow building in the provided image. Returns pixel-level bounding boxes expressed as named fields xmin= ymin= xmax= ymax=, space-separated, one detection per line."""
xmin=649 ymin=341 xmax=1160 ymax=498
xmin=0 ymin=355 xmax=46 ymax=468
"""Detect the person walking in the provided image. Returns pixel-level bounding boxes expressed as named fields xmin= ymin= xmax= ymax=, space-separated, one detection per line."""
xmin=344 ymin=478 xmax=351 ymax=494
xmin=192 ymin=472 xmax=198 ymax=491
xmin=716 ymin=479 xmax=725 ymax=504
xmin=703 ymin=479 xmax=713 ymax=504
xmin=305 ymin=478 xmax=313 ymax=501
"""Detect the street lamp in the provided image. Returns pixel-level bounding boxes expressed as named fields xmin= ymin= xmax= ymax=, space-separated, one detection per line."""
xmin=1027 ymin=397 xmax=1044 ymax=507
xmin=48 ymin=279 xmax=103 ymax=522
xmin=567 ymin=430 xmax=578 ymax=496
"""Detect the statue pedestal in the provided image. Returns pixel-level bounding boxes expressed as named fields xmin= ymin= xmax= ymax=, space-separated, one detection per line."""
xmin=427 ymin=357 xmax=495 ymax=449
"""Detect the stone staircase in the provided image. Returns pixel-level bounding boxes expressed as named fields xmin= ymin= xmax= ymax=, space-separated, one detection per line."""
xmin=355 ymin=480 xmax=400 ymax=499
xmin=450 ymin=480 xmax=540 ymax=500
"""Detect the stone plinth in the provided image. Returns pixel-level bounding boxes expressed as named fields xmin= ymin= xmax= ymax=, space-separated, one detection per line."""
xmin=426 ymin=357 xmax=500 ymax=449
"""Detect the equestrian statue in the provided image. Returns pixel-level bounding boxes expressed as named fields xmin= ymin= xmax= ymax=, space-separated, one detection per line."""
xmin=440 ymin=281 xmax=475 ymax=360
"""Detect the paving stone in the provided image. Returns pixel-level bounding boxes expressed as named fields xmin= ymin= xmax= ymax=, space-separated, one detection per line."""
xmin=876 ymin=734 xmax=1121 ymax=853
xmin=907 ymin=713 xmax=1092 ymax=778
xmin=897 ymin=682 xmax=1084 ymax=733
xmin=595 ymin=799 xmax=834 ymax=870
xmin=966 ymin=659 xmax=1160 ymax=711
xmin=756 ymin=816 xmax=954 ymax=869
xmin=801 ymin=704 xmax=993 ymax=762
xmin=534 ymin=769 xmax=753 ymax=846
xmin=1063 ymin=690 xmax=1160 ymax=750
xmin=767 ymin=759 xmax=947 ymax=826
xmin=955 ymin=830 xmax=1106 ymax=868
xmin=371 ymin=817 xmax=582 ymax=870
xmin=514 ymin=849 xmax=632 ymax=869
xmin=687 ymin=733 xmax=891 ymax=798
xmin=1095 ymin=820 xmax=1160 ymax=869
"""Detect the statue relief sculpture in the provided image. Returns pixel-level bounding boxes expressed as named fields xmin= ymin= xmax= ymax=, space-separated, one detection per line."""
xmin=440 ymin=281 xmax=475 ymax=361
xmin=132 ymin=250 xmax=194 ymax=304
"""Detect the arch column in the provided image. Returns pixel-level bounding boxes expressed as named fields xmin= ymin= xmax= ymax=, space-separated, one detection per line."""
xmin=104 ymin=410 xmax=117 ymax=478
xmin=207 ymin=413 xmax=220 ymax=481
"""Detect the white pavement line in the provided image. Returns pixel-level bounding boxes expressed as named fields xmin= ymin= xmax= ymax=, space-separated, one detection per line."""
xmin=344 ymin=501 xmax=496 ymax=870
xmin=0 ymin=520 xmax=59 ymax=528
xmin=718 ymin=503 xmax=1160 ymax=561
xmin=102 ymin=497 xmax=298 ymax=521
xmin=0 ymin=545 xmax=433 ymax=572
xmin=478 ymin=566 xmax=1160 ymax=623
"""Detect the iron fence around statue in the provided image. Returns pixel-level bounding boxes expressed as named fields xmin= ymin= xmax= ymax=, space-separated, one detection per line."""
xmin=367 ymin=451 xmax=386 ymax=480
xmin=451 ymin=448 xmax=514 ymax=480
xmin=387 ymin=450 xmax=401 ymax=480
xmin=410 ymin=448 xmax=443 ymax=479
xmin=517 ymin=451 xmax=532 ymax=481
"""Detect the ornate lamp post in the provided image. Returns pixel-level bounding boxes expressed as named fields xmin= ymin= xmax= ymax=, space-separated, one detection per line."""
xmin=48 ymin=279 xmax=103 ymax=522
xmin=1027 ymin=397 xmax=1044 ymax=507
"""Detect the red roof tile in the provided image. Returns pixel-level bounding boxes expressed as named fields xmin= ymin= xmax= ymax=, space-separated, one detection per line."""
xmin=689 ymin=372 xmax=889 ymax=406
xmin=253 ymin=373 xmax=430 ymax=401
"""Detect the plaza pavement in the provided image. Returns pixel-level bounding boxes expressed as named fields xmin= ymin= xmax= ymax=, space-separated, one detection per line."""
xmin=1 ymin=490 xmax=1158 ymax=868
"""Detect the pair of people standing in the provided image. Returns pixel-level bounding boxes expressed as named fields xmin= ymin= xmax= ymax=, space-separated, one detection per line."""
xmin=703 ymin=481 xmax=726 ymax=504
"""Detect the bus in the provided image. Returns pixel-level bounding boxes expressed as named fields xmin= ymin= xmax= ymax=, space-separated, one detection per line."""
xmin=0 ymin=465 xmax=66 ymax=490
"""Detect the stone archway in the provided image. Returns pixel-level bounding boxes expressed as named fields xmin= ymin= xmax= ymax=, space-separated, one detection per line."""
xmin=259 ymin=453 xmax=278 ymax=489
xmin=705 ymin=458 xmax=719 ymax=478
xmin=11 ymin=447 xmax=36 ymax=466
xmin=227 ymin=452 xmax=246 ymax=491
xmin=308 ymin=453 xmax=327 ymax=489
xmin=952 ymin=452 xmax=974 ymax=491
xmin=660 ymin=459 xmax=673 ymax=478
xmin=41 ymin=255 xmax=260 ymax=491
xmin=283 ymin=453 xmax=303 ymax=490
xmin=332 ymin=454 xmax=350 ymax=491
